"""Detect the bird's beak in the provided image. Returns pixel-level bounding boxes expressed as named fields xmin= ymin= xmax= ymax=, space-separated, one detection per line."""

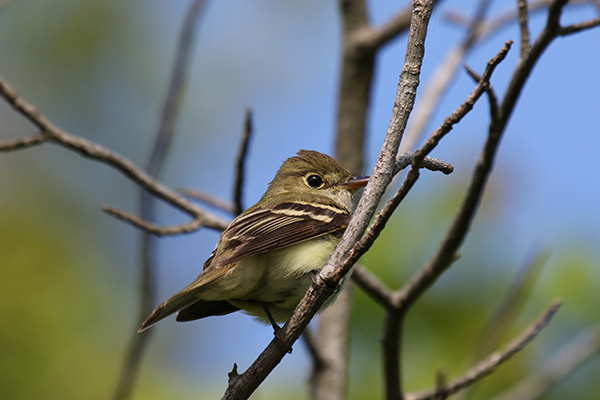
xmin=338 ymin=175 xmax=370 ymax=190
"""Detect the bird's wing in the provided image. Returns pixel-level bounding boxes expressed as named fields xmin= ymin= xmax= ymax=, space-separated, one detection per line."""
xmin=211 ymin=200 xmax=351 ymax=268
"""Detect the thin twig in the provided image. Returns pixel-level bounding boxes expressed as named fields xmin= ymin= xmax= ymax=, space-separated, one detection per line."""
xmin=102 ymin=205 xmax=207 ymax=236
xmin=178 ymin=187 xmax=236 ymax=214
xmin=0 ymin=76 xmax=229 ymax=232
xmin=394 ymin=152 xmax=454 ymax=175
xmin=397 ymin=0 xmax=586 ymax=310
xmin=444 ymin=1 xmax=593 ymax=56
xmin=464 ymin=65 xmax=499 ymax=123
xmin=405 ymin=301 xmax=562 ymax=400
xmin=490 ymin=320 xmax=600 ymax=400
xmin=401 ymin=0 xmax=492 ymax=153
xmin=517 ymin=0 xmax=532 ymax=56
xmin=351 ymin=265 xmax=395 ymax=309
xmin=0 ymin=132 xmax=47 ymax=151
xmin=395 ymin=2 xmax=600 ymax=398
xmin=393 ymin=41 xmax=512 ymax=314
xmin=357 ymin=42 xmax=509 ymax=400
xmin=558 ymin=17 xmax=600 ymax=35
xmin=233 ymin=108 xmax=253 ymax=216
xmin=345 ymin=41 xmax=512 ymax=277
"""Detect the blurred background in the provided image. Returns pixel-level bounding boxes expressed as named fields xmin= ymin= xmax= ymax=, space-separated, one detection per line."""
xmin=0 ymin=0 xmax=599 ymax=399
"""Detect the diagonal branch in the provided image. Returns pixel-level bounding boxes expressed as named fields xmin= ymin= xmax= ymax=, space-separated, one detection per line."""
xmin=490 ymin=319 xmax=600 ymax=400
xmin=558 ymin=17 xmax=600 ymax=34
xmin=352 ymin=265 xmax=395 ymax=309
xmin=178 ymin=187 xmax=236 ymax=214
xmin=345 ymin=41 xmax=512 ymax=278
xmin=102 ymin=205 xmax=208 ymax=236
xmin=222 ymin=2 xmax=436 ymax=398
xmin=0 ymin=72 xmax=228 ymax=233
xmin=405 ymin=301 xmax=562 ymax=400
xmin=401 ymin=0 xmax=492 ymax=153
xmin=393 ymin=0 xmax=598 ymax=316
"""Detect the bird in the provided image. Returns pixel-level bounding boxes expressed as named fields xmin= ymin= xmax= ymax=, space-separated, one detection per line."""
xmin=138 ymin=150 xmax=368 ymax=333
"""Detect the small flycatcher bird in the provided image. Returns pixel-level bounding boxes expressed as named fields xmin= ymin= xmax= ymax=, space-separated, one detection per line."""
xmin=138 ymin=150 xmax=368 ymax=333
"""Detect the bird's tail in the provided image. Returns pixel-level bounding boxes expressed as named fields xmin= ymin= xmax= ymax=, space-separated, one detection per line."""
xmin=138 ymin=288 xmax=200 ymax=333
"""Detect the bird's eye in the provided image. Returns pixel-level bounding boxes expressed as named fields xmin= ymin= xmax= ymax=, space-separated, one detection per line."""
xmin=305 ymin=174 xmax=324 ymax=188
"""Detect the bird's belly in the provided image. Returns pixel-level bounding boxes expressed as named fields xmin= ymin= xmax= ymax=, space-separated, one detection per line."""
xmin=229 ymin=235 xmax=342 ymax=322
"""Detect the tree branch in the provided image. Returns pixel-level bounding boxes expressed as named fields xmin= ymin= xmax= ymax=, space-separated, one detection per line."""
xmin=102 ymin=205 xmax=207 ymax=236
xmin=0 ymin=132 xmax=47 ymax=151
xmin=401 ymin=0 xmax=492 ymax=153
xmin=233 ymin=107 xmax=253 ymax=216
xmin=490 ymin=319 xmax=600 ymax=400
xmin=517 ymin=0 xmax=532 ymax=57
xmin=345 ymin=41 xmax=512 ymax=277
xmin=222 ymin=2 xmax=436 ymax=398
xmin=352 ymin=265 xmax=395 ymax=309
xmin=178 ymin=187 xmax=236 ymax=214
xmin=405 ymin=301 xmax=562 ymax=400
xmin=558 ymin=17 xmax=600 ymax=35
xmin=0 ymin=69 xmax=228 ymax=233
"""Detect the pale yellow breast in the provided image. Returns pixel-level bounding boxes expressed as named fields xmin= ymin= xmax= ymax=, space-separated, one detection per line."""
xmin=228 ymin=234 xmax=343 ymax=321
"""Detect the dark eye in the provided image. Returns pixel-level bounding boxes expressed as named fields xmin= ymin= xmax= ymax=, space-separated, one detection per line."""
xmin=306 ymin=174 xmax=324 ymax=188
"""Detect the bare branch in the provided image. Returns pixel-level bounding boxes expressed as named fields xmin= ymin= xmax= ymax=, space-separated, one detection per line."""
xmin=490 ymin=320 xmax=600 ymax=400
xmin=0 ymin=74 xmax=58 ymax=133
xmin=0 ymin=132 xmax=47 ymax=151
xmin=314 ymin=0 xmax=385 ymax=396
xmin=351 ymin=265 xmax=395 ymax=309
xmin=394 ymin=41 xmax=512 ymax=313
xmin=397 ymin=0 xmax=581 ymax=310
xmin=401 ymin=0 xmax=492 ymax=153
xmin=517 ymin=0 xmax=532 ymax=56
xmin=345 ymin=41 xmax=512 ymax=276
xmin=382 ymin=311 xmax=404 ymax=399
xmin=394 ymin=152 xmax=454 ymax=175
xmin=464 ymin=65 xmax=500 ymax=123
xmin=353 ymin=44 xmax=509 ymax=400
xmin=233 ymin=108 xmax=253 ymax=216
xmin=222 ymin=2 xmax=436 ymax=398
xmin=0 ymin=75 xmax=228 ymax=233
xmin=405 ymin=301 xmax=562 ymax=400
xmin=558 ymin=17 xmax=600 ymax=35
xmin=350 ymin=4 xmax=412 ymax=52
xmin=179 ymin=187 xmax=236 ymax=215
xmin=102 ymin=205 xmax=206 ymax=236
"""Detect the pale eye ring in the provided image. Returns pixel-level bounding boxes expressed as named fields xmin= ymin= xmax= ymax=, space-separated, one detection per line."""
xmin=305 ymin=174 xmax=324 ymax=188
